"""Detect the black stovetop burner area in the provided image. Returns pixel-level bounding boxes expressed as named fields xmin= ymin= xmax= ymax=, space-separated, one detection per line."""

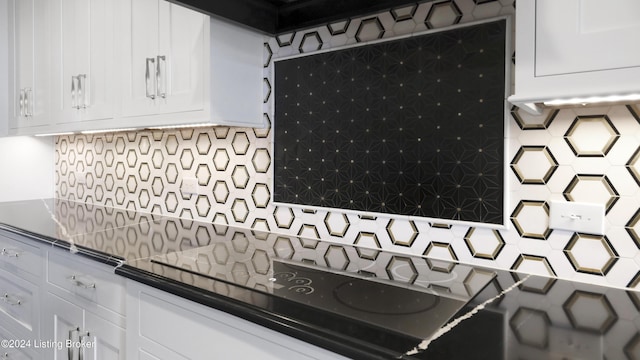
xmin=150 ymin=245 xmax=495 ymax=341
xmin=332 ymin=279 xmax=440 ymax=315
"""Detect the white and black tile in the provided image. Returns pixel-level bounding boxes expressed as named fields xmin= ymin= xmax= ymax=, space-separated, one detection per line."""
xmin=54 ymin=0 xmax=640 ymax=290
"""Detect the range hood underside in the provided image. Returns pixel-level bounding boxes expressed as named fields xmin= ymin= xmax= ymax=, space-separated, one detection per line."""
xmin=168 ymin=0 xmax=434 ymax=34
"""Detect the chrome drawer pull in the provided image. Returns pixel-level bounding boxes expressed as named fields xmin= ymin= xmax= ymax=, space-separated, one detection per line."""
xmin=2 ymin=293 xmax=21 ymax=306
xmin=67 ymin=327 xmax=90 ymax=360
xmin=67 ymin=275 xmax=96 ymax=289
xmin=79 ymin=331 xmax=90 ymax=360
xmin=18 ymin=89 xmax=25 ymax=117
xmin=77 ymin=74 xmax=87 ymax=109
xmin=156 ymin=55 xmax=166 ymax=99
xmin=71 ymin=75 xmax=78 ymax=109
xmin=68 ymin=327 xmax=79 ymax=360
xmin=24 ymin=88 xmax=33 ymax=117
xmin=145 ymin=57 xmax=156 ymax=100
xmin=0 ymin=248 xmax=20 ymax=258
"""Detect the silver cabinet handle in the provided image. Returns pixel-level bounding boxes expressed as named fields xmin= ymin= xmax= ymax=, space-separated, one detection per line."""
xmin=156 ymin=55 xmax=166 ymax=99
xmin=68 ymin=327 xmax=79 ymax=360
xmin=77 ymin=74 xmax=87 ymax=109
xmin=24 ymin=88 xmax=32 ymax=117
xmin=0 ymin=248 xmax=20 ymax=257
xmin=145 ymin=58 xmax=156 ymax=100
xmin=67 ymin=327 xmax=89 ymax=360
xmin=78 ymin=331 xmax=90 ymax=360
xmin=2 ymin=293 xmax=21 ymax=306
xmin=71 ymin=76 xmax=77 ymax=109
xmin=21 ymin=89 xmax=26 ymax=117
xmin=67 ymin=275 xmax=96 ymax=289
xmin=18 ymin=89 xmax=25 ymax=117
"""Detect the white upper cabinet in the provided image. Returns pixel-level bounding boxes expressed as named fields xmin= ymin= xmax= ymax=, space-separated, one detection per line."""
xmin=119 ymin=0 xmax=207 ymax=122
xmin=208 ymin=17 xmax=264 ymax=128
xmin=509 ymin=0 xmax=640 ymax=114
xmin=117 ymin=0 xmax=264 ymax=129
xmin=50 ymin=0 xmax=115 ymax=127
xmin=1 ymin=0 xmax=8 ymax=137
xmin=9 ymin=0 xmax=50 ymax=132
xmin=4 ymin=0 xmax=263 ymax=136
xmin=158 ymin=1 xmax=207 ymax=115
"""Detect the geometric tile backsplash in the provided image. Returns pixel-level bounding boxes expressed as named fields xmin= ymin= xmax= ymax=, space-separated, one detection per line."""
xmin=274 ymin=19 xmax=506 ymax=224
xmin=55 ymin=0 xmax=640 ymax=290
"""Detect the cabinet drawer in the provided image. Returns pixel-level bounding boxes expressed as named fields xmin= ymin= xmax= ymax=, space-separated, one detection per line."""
xmin=0 ymin=268 xmax=39 ymax=334
xmin=0 ymin=321 xmax=39 ymax=360
xmin=0 ymin=232 xmax=43 ymax=280
xmin=46 ymin=250 xmax=124 ymax=317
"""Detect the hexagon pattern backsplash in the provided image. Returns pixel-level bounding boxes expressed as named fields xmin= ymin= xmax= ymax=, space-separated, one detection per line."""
xmin=54 ymin=0 xmax=640 ymax=290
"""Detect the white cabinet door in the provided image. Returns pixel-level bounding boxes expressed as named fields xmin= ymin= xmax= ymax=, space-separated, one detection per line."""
xmin=44 ymin=292 xmax=84 ymax=360
xmin=156 ymin=1 xmax=206 ymax=115
xmin=44 ymin=248 xmax=126 ymax=360
xmin=50 ymin=0 xmax=115 ymax=126
xmin=0 ymin=322 xmax=39 ymax=360
xmin=119 ymin=0 xmax=159 ymax=118
xmin=535 ymin=0 xmax=640 ymax=77
xmin=50 ymin=0 xmax=79 ymax=125
xmin=1 ymin=0 xmax=8 ymax=137
xmin=83 ymin=311 xmax=126 ymax=360
xmin=120 ymin=0 xmax=205 ymax=119
xmin=510 ymin=0 xmax=640 ymax=113
xmin=0 ymin=268 xmax=40 ymax=336
xmin=46 ymin=250 xmax=126 ymax=322
xmin=77 ymin=0 xmax=115 ymax=123
xmin=10 ymin=0 xmax=50 ymax=130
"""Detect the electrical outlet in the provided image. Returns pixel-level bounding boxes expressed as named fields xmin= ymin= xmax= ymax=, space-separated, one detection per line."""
xmin=181 ymin=178 xmax=199 ymax=195
xmin=77 ymin=172 xmax=87 ymax=185
xmin=549 ymin=201 xmax=605 ymax=235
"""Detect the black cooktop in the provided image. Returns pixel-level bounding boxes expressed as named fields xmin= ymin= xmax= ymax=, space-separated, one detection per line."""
xmin=151 ymin=247 xmax=485 ymax=340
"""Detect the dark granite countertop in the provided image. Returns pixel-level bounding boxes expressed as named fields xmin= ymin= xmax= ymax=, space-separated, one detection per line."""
xmin=0 ymin=198 xmax=638 ymax=359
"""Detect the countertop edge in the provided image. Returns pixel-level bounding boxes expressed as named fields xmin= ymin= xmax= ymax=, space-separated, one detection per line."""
xmin=0 ymin=224 xmax=123 ymax=267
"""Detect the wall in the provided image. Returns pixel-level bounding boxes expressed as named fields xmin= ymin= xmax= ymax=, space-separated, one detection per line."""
xmin=0 ymin=136 xmax=54 ymax=201
xmin=54 ymin=0 xmax=640 ymax=290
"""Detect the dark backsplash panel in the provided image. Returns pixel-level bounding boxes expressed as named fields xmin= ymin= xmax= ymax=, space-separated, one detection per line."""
xmin=274 ymin=20 xmax=506 ymax=224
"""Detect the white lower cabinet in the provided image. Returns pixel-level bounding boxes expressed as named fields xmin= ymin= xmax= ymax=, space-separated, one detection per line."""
xmin=0 ymin=267 xmax=40 ymax=336
xmin=45 ymin=250 xmax=126 ymax=322
xmin=45 ymin=292 xmax=84 ymax=360
xmin=43 ymin=292 xmax=125 ymax=360
xmin=42 ymin=247 xmax=126 ymax=360
xmin=0 ymin=231 xmax=43 ymax=357
xmin=126 ymin=281 xmax=348 ymax=360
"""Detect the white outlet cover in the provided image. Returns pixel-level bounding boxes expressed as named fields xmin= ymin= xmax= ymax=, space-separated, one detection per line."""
xmin=181 ymin=178 xmax=199 ymax=195
xmin=77 ymin=172 xmax=87 ymax=184
xmin=549 ymin=201 xmax=605 ymax=235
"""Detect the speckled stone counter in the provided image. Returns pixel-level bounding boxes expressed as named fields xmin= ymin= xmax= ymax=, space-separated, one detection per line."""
xmin=0 ymin=198 xmax=638 ymax=359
